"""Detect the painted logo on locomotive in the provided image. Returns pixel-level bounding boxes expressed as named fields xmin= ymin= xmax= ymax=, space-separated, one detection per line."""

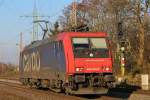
xmin=23 ymin=51 xmax=40 ymax=72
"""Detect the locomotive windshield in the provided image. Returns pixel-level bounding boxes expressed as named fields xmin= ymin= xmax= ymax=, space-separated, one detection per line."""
xmin=72 ymin=38 xmax=109 ymax=58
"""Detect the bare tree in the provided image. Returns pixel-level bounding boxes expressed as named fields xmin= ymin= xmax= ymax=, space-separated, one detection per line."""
xmin=58 ymin=0 xmax=150 ymax=75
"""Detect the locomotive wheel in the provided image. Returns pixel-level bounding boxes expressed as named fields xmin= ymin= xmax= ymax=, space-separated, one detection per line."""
xmin=21 ymin=79 xmax=26 ymax=85
xmin=64 ymin=83 xmax=72 ymax=95
xmin=107 ymin=82 xmax=114 ymax=88
xmin=21 ymin=78 xmax=28 ymax=85
xmin=27 ymin=78 xmax=34 ymax=88
xmin=35 ymin=80 xmax=41 ymax=89
xmin=65 ymin=87 xmax=72 ymax=95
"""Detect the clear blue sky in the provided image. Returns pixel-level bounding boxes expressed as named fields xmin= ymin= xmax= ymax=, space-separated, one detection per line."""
xmin=0 ymin=0 xmax=72 ymax=64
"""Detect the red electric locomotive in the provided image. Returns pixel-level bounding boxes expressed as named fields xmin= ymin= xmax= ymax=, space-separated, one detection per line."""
xmin=19 ymin=32 xmax=115 ymax=94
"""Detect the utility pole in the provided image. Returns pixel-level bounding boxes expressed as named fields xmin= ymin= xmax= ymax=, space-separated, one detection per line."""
xmin=20 ymin=0 xmax=50 ymax=42
xmin=16 ymin=44 xmax=19 ymax=70
xmin=20 ymin=0 xmax=38 ymax=42
xmin=20 ymin=32 xmax=23 ymax=52
xmin=70 ymin=0 xmax=77 ymax=31
xmin=72 ymin=0 xmax=77 ymax=27
xmin=0 ymin=48 xmax=4 ymax=73
xmin=15 ymin=32 xmax=23 ymax=70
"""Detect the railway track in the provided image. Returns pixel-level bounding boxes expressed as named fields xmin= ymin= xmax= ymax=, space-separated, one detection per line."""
xmin=0 ymin=79 xmax=122 ymax=100
xmin=0 ymin=79 xmax=84 ymax=100
xmin=0 ymin=79 xmax=150 ymax=100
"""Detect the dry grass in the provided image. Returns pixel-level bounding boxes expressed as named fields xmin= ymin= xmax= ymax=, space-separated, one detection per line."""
xmin=0 ymin=71 xmax=19 ymax=80
xmin=0 ymin=91 xmax=29 ymax=100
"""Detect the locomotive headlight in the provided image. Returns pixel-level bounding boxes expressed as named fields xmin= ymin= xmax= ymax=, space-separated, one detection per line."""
xmin=76 ymin=68 xmax=80 ymax=72
xmin=89 ymin=53 xmax=94 ymax=57
xmin=103 ymin=66 xmax=110 ymax=71
xmin=75 ymin=67 xmax=84 ymax=72
xmin=105 ymin=67 xmax=110 ymax=71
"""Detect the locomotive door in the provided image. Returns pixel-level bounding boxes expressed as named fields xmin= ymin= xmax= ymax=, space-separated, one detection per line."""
xmin=55 ymin=41 xmax=66 ymax=77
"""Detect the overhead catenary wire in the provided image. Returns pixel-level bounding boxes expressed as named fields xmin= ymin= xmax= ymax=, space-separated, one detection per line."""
xmin=0 ymin=0 xmax=69 ymax=65
xmin=20 ymin=0 xmax=69 ymax=42
xmin=0 ymin=43 xmax=19 ymax=47
xmin=20 ymin=0 xmax=51 ymax=42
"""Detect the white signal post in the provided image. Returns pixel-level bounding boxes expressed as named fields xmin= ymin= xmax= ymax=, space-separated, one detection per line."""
xmin=120 ymin=46 xmax=125 ymax=77
xmin=121 ymin=54 xmax=125 ymax=77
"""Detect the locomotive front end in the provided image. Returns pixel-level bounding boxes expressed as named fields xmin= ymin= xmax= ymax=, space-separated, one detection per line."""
xmin=72 ymin=37 xmax=115 ymax=87
xmin=65 ymin=33 xmax=115 ymax=94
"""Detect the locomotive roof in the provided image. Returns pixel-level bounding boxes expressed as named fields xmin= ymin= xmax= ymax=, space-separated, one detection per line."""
xmin=24 ymin=36 xmax=57 ymax=50
xmin=23 ymin=32 xmax=107 ymax=51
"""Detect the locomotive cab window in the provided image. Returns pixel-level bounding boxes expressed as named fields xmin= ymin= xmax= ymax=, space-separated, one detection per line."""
xmin=72 ymin=38 xmax=89 ymax=49
xmin=72 ymin=37 xmax=109 ymax=58
xmin=90 ymin=38 xmax=107 ymax=49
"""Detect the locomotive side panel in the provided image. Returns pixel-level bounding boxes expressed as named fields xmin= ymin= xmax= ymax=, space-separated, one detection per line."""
xmin=19 ymin=41 xmax=66 ymax=81
xmin=20 ymin=47 xmax=41 ymax=79
xmin=38 ymin=41 xmax=66 ymax=80
xmin=19 ymin=32 xmax=115 ymax=94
